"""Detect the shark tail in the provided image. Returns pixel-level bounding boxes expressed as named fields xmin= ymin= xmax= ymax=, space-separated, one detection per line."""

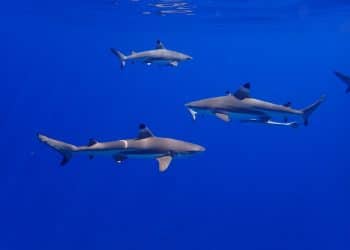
xmin=301 ymin=95 xmax=326 ymax=126
xmin=37 ymin=133 xmax=78 ymax=166
xmin=110 ymin=48 xmax=127 ymax=69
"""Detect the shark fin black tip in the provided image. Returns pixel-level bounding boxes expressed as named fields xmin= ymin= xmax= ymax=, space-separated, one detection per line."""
xmin=88 ymin=138 xmax=98 ymax=147
xmin=139 ymin=123 xmax=146 ymax=129
xmin=283 ymin=101 xmax=292 ymax=107
xmin=60 ymin=155 xmax=71 ymax=166
xmin=243 ymin=82 xmax=251 ymax=89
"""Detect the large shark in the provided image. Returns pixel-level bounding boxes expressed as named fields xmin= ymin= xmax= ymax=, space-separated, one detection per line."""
xmin=110 ymin=40 xmax=192 ymax=69
xmin=185 ymin=83 xmax=325 ymax=127
xmin=334 ymin=71 xmax=350 ymax=93
xmin=37 ymin=124 xmax=205 ymax=172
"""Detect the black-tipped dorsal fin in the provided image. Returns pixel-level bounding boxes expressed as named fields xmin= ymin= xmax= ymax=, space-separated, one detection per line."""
xmin=234 ymin=82 xmax=251 ymax=100
xmin=283 ymin=101 xmax=292 ymax=108
xmin=87 ymin=138 xmax=98 ymax=147
xmin=225 ymin=90 xmax=233 ymax=96
xmin=137 ymin=123 xmax=154 ymax=139
xmin=155 ymin=40 xmax=165 ymax=49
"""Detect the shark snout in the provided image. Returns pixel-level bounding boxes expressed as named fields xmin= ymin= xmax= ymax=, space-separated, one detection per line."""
xmin=195 ymin=145 xmax=206 ymax=152
xmin=190 ymin=142 xmax=206 ymax=152
xmin=185 ymin=101 xmax=197 ymax=108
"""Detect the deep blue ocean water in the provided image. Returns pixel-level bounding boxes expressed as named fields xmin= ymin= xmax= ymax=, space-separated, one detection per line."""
xmin=1 ymin=1 xmax=350 ymax=249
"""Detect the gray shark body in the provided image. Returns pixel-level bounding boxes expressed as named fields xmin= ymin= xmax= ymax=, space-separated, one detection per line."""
xmin=186 ymin=83 xmax=325 ymax=127
xmin=111 ymin=40 xmax=192 ymax=69
xmin=37 ymin=124 xmax=204 ymax=172
xmin=334 ymin=71 xmax=350 ymax=93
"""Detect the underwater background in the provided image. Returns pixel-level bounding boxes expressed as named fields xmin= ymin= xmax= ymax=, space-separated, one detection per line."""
xmin=1 ymin=0 xmax=350 ymax=249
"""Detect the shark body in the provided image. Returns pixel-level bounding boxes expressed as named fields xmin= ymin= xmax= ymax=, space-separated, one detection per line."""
xmin=111 ymin=40 xmax=192 ymax=69
xmin=186 ymin=83 xmax=325 ymax=127
xmin=37 ymin=124 xmax=204 ymax=172
xmin=334 ymin=71 xmax=350 ymax=93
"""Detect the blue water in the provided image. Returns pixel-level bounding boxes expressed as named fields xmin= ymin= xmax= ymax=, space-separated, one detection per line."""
xmin=2 ymin=1 xmax=350 ymax=249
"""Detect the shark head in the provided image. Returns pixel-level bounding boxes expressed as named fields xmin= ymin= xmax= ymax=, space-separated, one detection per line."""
xmin=172 ymin=140 xmax=205 ymax=157
xmin=179 ymin=53 xmax=193 ymax=61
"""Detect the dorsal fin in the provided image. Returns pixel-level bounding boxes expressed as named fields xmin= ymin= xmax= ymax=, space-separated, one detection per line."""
xmin=234 ymin=82 xmax=251 ymax=100
xmin=87 ymin=138 xmax=98 ymax=146
xmin=225 ymin=90 xmax=233 ymax=96
xmin=283 ymin=101 xmax=292 ymax=107
xmin=137 ymin=123 xmax=154 ymax=139
xmin=155 ymin=40 xmax=165 ymax=49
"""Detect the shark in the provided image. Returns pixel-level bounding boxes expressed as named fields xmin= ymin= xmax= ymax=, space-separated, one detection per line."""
xmin=334 ymin=71 xmax=350 ymax=93
xmin=37 ymin=124 xmax=205 ymax=172
xmin=185 ymin=83 xmax=325 ymax=127
xmin=110 ymin=40 xmax=192 ymax=69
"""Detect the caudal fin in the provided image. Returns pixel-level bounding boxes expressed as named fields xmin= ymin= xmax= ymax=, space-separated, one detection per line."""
xmin=37 ymin=133 xmax=77 ymax=166
xmin=302 ymin=95 xmax=326 ymax=126
xmin=110 ymin=48 xmax=127 ymax=69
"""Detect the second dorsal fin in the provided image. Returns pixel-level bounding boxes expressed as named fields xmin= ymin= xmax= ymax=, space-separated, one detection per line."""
xmin=283 ymin=101 xmax=292 ymax=107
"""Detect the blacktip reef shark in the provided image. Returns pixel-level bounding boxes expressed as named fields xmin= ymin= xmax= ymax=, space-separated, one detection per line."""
xmin=37 ymin=124 xmax=205 ymax=172
xmin=334 ymin=71 xmax=350 ymax=93
xmin=185 ymin=83 xmax=325 ymax=128
xmin=110 ymin=40 xmax=192 ymax=69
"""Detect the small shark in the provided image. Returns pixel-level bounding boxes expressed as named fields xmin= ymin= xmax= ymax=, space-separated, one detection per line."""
xmin=110 ymin=40 xmax=192 ymax=69
xmin=185 ymin=83 xmax=325 ymax=127
xmin=334 ymin=71 xmax=350 ymax=93
xmin=37 ymin=124 xmax=205 ymax=172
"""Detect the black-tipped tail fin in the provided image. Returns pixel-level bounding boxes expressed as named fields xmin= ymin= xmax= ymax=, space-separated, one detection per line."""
xmin=110 ymin=48 xmax=127 ymax=69
xmin=302 ymin=95 xmax=326 ymax=126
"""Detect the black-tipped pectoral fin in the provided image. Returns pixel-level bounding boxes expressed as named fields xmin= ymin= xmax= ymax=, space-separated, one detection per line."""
xmin=113 ymin=155 xmax=127 ymax=164
xmin=60 ymin=154 xmax=72 ymax=166
xmin=156 ymin=156 xmax=172 ymax=172
xmin=215 ymin=113 xmax=230 ymax=122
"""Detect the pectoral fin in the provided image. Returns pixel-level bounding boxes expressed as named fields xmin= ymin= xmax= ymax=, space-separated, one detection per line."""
xmin=113 ymin=154 xmax=127 ymax=164
xmin=156 ymin=156 xmax=172 ymax=172
xmin=215 ymin=113 xmax=230 ymax=122
xmin=169 ymin=61 xmax=178 ymax=67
